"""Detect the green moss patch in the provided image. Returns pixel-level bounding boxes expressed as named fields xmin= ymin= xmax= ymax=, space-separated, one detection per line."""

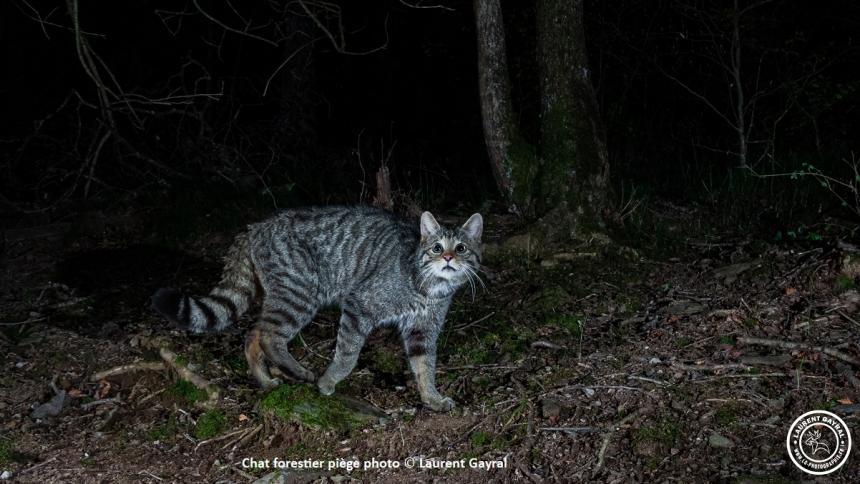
xmin=195 ymin=410 xmax=227 ymax=439
xmin=635 ymin=419 xmax=681 ymax=448
xmin=0 ymin=438 xmax=14 ymax=466
xmin=167 ymin=379 xmax=208 ymax=404
xmin=835 ymin=273 xmax=857 ymax=292
xmin=260 ymin=384 xmax=383 ymax=432
xmin=548 ymin=314 xmax=584 ymax=338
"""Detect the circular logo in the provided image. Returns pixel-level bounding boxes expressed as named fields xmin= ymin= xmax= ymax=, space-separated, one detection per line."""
xmin=786 ymin=410 xmax=852 ymax=475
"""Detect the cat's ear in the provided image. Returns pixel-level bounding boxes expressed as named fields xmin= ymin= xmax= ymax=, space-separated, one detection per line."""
xmin=420 ymin=211 xmax=442 ymax=238
xmin=461 ymin=213 xmax=483 ymax=241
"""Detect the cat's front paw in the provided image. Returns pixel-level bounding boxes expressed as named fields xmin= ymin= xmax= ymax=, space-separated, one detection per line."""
xmin=425 ymin=395 xmax=456 ymax=412
xmin=295 ymin=367 xmax=317 ymax=383
xmin=259 ymin=377 xmax=283 ymax=390
xmin=317 ymin=378 xmax=336 ymax=396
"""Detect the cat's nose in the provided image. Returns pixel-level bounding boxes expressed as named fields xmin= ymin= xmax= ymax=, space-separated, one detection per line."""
xmin=442 ymin=254 xmax=453 ymax=262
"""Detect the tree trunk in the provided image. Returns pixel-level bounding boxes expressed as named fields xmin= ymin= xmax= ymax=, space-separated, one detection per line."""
xmin=535 ymin=0 xmax=609 ymax=231
xmin=474 ymin=0 xmax=610 ymax=236
xmin=473 ymin=0 xmax=538 ymax=216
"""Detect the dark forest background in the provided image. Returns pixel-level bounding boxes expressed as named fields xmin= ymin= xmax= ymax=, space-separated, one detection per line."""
xmin=1 ymin=0 xmax=858 ymax=238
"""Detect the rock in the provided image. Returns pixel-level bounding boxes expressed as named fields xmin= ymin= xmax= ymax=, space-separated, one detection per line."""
xmin=1 ymin=471 xmax=12 ymax=480
xmin=713 ymin=260 xmax=761 ymax=285
xmin=582 ymin=388 xmax=596 ymax=398
xmin=541 ymin=398 xmax=562 ymax=419
xmin=648 ymin=357 xmax=662 ymax=365
xmin=833 ymin=403 xmax=860 ymax=414
xmin=708 ymin=432 xmax=734 ymax=448
xmin=31 ymin=390 xmax=67 ymax=419
xmin=670 ymin=399 xmax=687 ymax=412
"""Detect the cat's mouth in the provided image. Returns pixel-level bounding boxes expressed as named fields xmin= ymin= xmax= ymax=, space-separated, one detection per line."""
xmin=441 ymin=266 xmax=457 ymax=271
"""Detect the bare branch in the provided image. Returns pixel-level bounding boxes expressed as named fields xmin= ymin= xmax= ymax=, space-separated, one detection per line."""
xmin=297 ymin=0 xmax=388 ymax=55
xmin=397 ymin=0 xmax=455 ymax=11
xmin=263 ymin=38 xmax=319 ymax=96
xmin=192 ymin=0 xmax=280 ymax=47
xmin=660 ymin=69 xmax=737 ymax=130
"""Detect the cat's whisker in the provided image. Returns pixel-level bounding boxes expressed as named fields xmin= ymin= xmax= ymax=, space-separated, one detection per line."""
xmin=464 ymin=265 xmax=487 ymax=294
xmin=461 ymin=268 xmax=476 ymax=301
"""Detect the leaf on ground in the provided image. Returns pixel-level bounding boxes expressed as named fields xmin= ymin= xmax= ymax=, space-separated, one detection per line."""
xmin=97 ymin=379 xmax=112 ymax=399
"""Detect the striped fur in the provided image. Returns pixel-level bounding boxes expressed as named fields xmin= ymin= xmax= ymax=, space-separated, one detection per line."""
xmin=152 ymin=206 xmax=483 ymax=412
xmin=152 ymin=232 xmax=257 ymax=333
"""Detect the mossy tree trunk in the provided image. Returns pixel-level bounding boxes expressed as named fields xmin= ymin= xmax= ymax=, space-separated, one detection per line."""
xmin=474 ymin=0 xmax=610 ymax=237
xmin=473 ymin=0 xmax=537 ymax=215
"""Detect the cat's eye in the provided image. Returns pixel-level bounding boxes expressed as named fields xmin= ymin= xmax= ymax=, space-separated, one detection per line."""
xmin=431 ymin=243 xmax=444 ymax=254
xmin=455 ymin=243 xmax=467 ymax=254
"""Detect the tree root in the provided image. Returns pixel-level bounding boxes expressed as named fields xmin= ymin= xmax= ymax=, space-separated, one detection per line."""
xmin=158 ymin=347 xmax=220 ymax=408
xmin=91 ymin=339 xmax=221 ymax=409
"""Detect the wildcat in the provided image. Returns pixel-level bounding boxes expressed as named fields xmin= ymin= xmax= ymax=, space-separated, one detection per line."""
xmin=151 ymin=206 xmax=483 ymax=412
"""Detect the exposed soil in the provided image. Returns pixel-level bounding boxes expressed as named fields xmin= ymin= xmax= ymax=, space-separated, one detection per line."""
xmin=2 ymin=205 xmax=860 ymax=483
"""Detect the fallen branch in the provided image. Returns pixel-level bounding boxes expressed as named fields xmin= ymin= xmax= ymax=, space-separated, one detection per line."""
xmin=224 ymin=423 xmax=263 ymax=450
xmin=159 ymin=347 xmax=221 ymax=408
xmin=195 ymin=427 xmax=249 ymax=452
xmin=19 ymin=456 xmax=58 ymax=475
xmin=90 ymin=361 xmax=166 ymax=381
xmin=737 ymin=336 xmax=860 ymax=366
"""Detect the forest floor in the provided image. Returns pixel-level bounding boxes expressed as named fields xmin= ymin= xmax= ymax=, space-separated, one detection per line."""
xmin=2 ymin=201 xmax=860 ymax=483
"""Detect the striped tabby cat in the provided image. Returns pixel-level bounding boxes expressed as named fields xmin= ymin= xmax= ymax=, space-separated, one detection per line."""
xmin=151 ymin=206 xmax=483 ymax=411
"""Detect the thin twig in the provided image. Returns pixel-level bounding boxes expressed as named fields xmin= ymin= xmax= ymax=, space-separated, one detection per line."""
xmin=81 ymin=397 xmax=121 ymax=410
xmin=738 ymin=336 xmax=860 ymax=366
xmin=454 ymin=311 xmax=495 ymax=332
xmin=672 ymin=362 xmax=755 ymax=372
xmin=90 ymin=361 xmax=166 ymax=381
xmin=0 ymin=317 xmax=47 ymax=326
xmin=19 ymin=456 xmax=58 ymax=474
xmin=593 ymin=409 xmax=643 ymax=474
xmin=195 ymin=427 xmax=249 ymax=452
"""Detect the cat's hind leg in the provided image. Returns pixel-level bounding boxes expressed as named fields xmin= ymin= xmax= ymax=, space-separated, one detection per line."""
xmin=246 ymin=268 xmax=320 ymax=386
xmin=255 ymin=304 xmax=318 ymax=383
xmin=317 ymin=308 xmax=371 ymax=395
xmin=245 ymin=325 xmax=282 ymax=389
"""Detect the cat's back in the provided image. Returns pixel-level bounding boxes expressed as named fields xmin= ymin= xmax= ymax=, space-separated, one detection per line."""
xmin=253 ymin=205 xmax=418 ymax=252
